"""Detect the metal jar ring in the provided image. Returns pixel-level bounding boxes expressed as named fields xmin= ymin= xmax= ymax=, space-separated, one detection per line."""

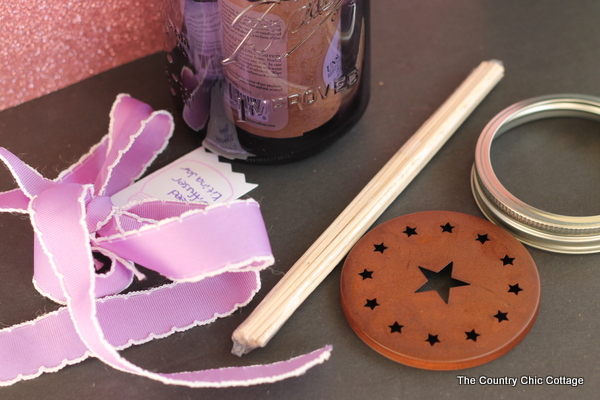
xmin=471 ymin=94 xmax=600 ymax=254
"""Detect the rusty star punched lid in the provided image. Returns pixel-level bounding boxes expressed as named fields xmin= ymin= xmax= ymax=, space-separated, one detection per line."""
xmin=340 ymin=211 xmax=541 ymax=370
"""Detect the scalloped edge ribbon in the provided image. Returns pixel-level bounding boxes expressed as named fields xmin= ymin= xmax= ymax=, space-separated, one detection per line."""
xmin=0 ymin=94 xmax=331 ymax=387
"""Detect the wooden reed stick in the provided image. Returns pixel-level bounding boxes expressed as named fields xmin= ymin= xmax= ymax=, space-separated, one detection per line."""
xmin=232 ymin=60 xmax=505 ymax=356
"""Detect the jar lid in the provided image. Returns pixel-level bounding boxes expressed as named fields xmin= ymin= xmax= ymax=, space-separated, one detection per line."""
xmin=472 ymin=94 xmax=600 ymax=253
xmin=340 ymin=211 xmax=540 ymax=370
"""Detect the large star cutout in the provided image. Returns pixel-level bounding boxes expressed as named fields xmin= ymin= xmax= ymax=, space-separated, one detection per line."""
xmin=508 ymin=283 xmax=523 ymax=295
xmin=365 ymin=298 xmax=379 ymax=310
xmin=373 ymin=243 xmax=388 ymax=253
xmin=415 ymin=262 xmax=470 ymax=304
xmin=426 ymin=334 xmax=440 ymax=346
xmin=403 ymin=226 xmax=417 ymax=237
xmin=358 ymin=269 xmax=373 ymax=280
xmin=389 ymin=321 xmax=403 ymax=333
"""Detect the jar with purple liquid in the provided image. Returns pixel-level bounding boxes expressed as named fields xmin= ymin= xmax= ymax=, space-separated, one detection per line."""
xmin=162 ymin=0 xmax=370 ymax=163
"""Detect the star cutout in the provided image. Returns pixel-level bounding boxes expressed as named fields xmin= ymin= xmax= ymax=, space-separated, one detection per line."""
xmin=358 ymin=269 xmax=373 ymax=280
xmin=403 ymin=226 xmax=417 ymax=237
xmin=501 ymin=255 xmax=515 ymax=266
xmin=415 ymin=262 xmax=470 ymax=304
xmin=465 ymin=329 xmax=480 ymax=342
xmin=373 ymin=243 xmax=388 ymax=253
xmin=440 ymin=222 xmax=454 ymax=233
xmin=508 ymin=283 xmax=523 ymax=295
xmin=476 ymin=234 xmax=490 ymax=244
xmin=426 ymin=334 xmax=440 ymax=346
xmin=365 ymin=298 xmax=379 ymax=310
xmin=494 ymin=310 xmax=509 ymax=322
xmin=389 ymin=322 xmax=403 ymax=333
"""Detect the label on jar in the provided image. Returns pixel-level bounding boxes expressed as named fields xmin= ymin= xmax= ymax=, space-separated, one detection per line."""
xmin=219 ymin=0 xmax=289 ymax=131
xmin=218 ymin=0 xmax=343 ymax=138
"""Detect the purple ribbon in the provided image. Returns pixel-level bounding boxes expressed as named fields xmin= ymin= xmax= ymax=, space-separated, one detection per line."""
xmin=0 ymin=94 xmax=331 ymax=387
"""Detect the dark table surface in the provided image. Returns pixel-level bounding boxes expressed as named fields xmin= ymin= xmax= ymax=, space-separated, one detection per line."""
xmin=1 ymin=1 xmax=599 ymax=399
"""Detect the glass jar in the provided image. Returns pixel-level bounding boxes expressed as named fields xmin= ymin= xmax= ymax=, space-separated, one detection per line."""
xmin=161 ymin=0 xmax=370 ymax=163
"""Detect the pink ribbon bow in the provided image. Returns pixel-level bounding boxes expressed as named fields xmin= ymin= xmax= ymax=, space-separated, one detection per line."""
xmin=0 ymin=94 xmax=331 ymax=387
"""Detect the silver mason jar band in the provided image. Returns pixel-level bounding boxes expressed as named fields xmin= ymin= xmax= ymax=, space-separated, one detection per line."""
xmin=471 ymin=94 xmax=600 ymax=254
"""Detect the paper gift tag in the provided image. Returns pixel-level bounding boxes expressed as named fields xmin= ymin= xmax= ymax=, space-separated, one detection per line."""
xmin=111 ymin=147 xmax=257 ymax=206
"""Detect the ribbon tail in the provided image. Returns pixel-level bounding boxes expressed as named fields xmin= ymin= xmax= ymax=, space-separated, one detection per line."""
xmin=0 ymin=272 xmax=271 ymax=385
xmin=0 ymin=308 xmax=91 ymax=386
xmin=95 ymin=95 xmax=175 ymax=197
xmin=0 ymin=304 xmax=331 ymax=387
xmin=0 ymin=148 xmax=55 ymax=199
xmin=28 ymin=183 xmax=329 ymax=387
xmin=0 ymin=189 xmax=29 ymax=213
xmin=163 ymin=346 xmax=332 ymax=387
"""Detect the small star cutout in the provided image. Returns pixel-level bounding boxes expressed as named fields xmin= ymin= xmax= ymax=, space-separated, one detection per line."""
xmin=494 ymin=310 xmax=509 ymax=322
xmin=440 ymin=222 xmax=454 ymax=233
xmin=373 ymin=243 xmax=388 ymax=253
xmin=476 ymin=234 xmax=490 ymax=244
xmin=465 ymin=329 xmax=480 ymax=342
xmin=403 ymin=226 xmax=417 ymax=237
xmin=426 ymin=334 xmax=440 ymax=346
xmin=501 ymin=255 xmax=515 ymax=266
xmin=358 ymin=269 xmax=373 ymax=280
xmin=508 ymin=283 xmax=523 ymax=295
xmin=365 ymin=298 xmax=379 ymax=310
xmin=389 ymin=322 xmax=403 ymax=333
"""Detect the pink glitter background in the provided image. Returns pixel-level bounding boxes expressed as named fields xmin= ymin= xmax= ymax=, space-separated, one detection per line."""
xmin=0 ymin=1 xmax=164 ymax=112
